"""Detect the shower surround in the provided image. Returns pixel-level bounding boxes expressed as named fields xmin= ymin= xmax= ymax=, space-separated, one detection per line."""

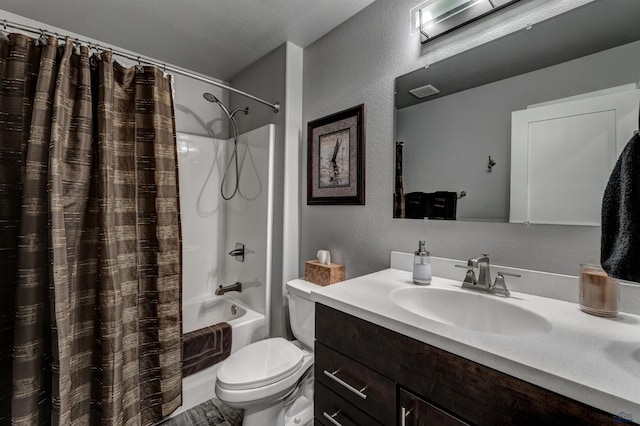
xmin=175 ymin=124 xmax=275 ymax=414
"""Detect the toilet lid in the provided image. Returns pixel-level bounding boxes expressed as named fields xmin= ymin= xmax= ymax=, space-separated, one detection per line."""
xmin=217 ymin=337 xmax=304 ymax=390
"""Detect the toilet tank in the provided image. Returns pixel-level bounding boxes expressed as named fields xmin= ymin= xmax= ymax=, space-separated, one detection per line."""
xmin=285 ymin=279 xmax=319 ymax=350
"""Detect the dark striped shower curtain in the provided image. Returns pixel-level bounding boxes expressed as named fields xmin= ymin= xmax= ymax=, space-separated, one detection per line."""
xmin=0 ymin=34 xmax=182 ymax=425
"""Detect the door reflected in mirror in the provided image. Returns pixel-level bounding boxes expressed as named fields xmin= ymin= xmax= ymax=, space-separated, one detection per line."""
xmin=393 ymin=0 xmax=640 ymax=223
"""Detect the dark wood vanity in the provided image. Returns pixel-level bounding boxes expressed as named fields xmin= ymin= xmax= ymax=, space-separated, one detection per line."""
xmin=314 ymin=303 xmax=624 ymax=426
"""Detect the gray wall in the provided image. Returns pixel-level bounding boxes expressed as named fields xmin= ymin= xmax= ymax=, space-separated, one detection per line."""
xmin=230 ymin=44 xmax=287 ymax=337
xmin=301 ymin=0 xmax=606 ymax=279
xmin=398 ymin=41 xmax=640 ymax=222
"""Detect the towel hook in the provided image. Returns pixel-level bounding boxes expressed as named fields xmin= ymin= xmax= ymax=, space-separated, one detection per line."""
xmin=487 ymin=155 xmax=497 ymax=172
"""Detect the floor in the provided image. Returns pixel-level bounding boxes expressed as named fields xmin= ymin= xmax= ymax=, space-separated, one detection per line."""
xmin=160 ymin=398 xmax=242 ymax=426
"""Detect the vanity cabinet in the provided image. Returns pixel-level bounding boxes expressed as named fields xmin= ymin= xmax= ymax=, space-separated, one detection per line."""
xmin=314 ymin=303 xmax=617 ymax=425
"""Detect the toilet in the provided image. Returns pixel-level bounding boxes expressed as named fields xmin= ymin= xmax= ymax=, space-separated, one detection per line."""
xmin=215 ymin=279 xmax=318 ymax=426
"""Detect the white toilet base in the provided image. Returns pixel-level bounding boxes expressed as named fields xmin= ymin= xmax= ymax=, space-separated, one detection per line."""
xmin=243 ymin=401 xmax=285 ymax=426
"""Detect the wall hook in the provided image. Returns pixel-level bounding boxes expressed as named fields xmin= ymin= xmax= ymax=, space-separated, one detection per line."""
xmin=487 ymin=156 xmax=496 ymax=172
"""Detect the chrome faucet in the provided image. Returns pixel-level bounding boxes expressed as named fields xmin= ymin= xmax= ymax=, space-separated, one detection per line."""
xmin=473 ymin=254 xmax=492 ymax=290
xmin=215 ymin=281 xmax=242 ymax=295
xmin=228 ymin=243 xmax=245 ymax=262
xmin=455 ymin=254 xmax=520 ymax=297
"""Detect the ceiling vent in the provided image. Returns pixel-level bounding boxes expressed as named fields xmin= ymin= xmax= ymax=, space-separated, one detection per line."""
xmin=409 ymin=84 xmax=440 ymax=98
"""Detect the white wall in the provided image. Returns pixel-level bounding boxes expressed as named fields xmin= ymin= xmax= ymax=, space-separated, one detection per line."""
xmin=177 ymin=133 xmax=228 ymax=303
xmin=221 ymin=125 xmax=276 ymax=325
xmin=301 ymin=0 xmax=602 ymax=278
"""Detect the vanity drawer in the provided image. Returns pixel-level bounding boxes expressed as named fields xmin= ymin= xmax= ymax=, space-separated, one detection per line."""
xmin=314 ymin=381 xmax=383 ymax=426
xmin=315 ymin=341 xmax=396 ymax=425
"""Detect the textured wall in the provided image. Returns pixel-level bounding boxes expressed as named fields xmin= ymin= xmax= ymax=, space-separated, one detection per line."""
xmin=301 ymin=0 xmax=602 ymax=279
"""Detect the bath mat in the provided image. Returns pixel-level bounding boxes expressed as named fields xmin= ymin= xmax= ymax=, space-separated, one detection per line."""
xmin=160 ymin=397 xmax=242 ymax=426
xmin=183 ymin=322 xmax=232 ymax=377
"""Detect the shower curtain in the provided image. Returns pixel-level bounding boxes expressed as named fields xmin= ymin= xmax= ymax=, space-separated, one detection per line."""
xmin=0 ymin=34 xmax=182 ymax=425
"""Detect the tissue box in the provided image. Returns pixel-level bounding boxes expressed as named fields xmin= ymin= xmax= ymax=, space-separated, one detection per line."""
xmin=304 ymin=260 xmax=344 ymax=286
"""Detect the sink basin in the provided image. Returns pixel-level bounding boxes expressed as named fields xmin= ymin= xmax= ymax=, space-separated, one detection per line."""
xmin=390 ymin=287 xmax=552 ymax=336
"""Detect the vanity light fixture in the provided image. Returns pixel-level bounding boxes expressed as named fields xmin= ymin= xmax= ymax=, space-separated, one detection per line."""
xmin=410 ymin=0 xmax=522 ymax=43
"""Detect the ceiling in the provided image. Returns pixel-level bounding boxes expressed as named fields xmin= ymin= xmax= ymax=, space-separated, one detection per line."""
xmin=0 ymin=0 xmax=376 ymax=81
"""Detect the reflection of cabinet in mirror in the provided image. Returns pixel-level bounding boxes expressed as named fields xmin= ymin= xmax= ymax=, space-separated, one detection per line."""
xmin=510 ymin=85 xmax=640 ymax=225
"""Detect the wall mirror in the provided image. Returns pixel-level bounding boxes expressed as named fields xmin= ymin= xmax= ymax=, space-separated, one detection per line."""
xmin=394 ymin=0 xmax=640 ymax=223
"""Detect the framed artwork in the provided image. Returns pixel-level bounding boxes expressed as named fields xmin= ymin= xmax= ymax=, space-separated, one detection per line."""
xmin=307 ymin=104 xmax=365 ymax=205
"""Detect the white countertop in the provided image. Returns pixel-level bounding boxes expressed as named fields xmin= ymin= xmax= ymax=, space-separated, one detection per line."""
xmin=306 ymin=268 xmax=640 ymax=420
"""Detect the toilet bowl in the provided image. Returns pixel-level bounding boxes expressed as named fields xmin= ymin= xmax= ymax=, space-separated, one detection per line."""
xmin=215 ymin=279 xmax=318 ymax=426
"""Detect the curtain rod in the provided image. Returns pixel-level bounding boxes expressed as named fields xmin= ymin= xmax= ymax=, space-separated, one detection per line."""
xmin=0 ymin=18 xmax=281 ymax=113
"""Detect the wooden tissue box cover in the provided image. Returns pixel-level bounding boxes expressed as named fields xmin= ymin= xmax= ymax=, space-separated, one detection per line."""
xmin=304 ymin=260 xmax=344 ymax=286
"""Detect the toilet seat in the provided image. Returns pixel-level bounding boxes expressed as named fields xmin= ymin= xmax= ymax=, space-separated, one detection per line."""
xmin=215 ymin=338 xmax=313 ymax=406
xmin=217 ymin=337 xmax=304 ymax=391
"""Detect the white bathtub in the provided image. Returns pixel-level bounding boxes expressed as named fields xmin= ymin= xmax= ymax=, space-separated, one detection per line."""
xmin=172 ymin=296 xmax=266 ymax=417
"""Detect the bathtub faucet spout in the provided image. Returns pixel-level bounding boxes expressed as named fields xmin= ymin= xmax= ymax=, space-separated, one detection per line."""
xmin=215 ymin=282 xmax=242 ymax=295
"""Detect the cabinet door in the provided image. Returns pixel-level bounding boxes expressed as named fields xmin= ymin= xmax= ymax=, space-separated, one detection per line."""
xmin=399 ymin=388 xmax=469 ymax=426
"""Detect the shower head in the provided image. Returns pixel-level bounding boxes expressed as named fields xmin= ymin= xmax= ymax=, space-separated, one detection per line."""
xmin=203 ymin=92 xmax=249 ymax=119
xmin=203 ymin=92 xmax=220 ymax=104
xmin=204 ymin=92 xmax=232 ymax=120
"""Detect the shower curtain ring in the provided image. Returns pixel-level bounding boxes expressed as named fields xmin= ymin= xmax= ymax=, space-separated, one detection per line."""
xmin=3 ymin=20 xmax=7 ymax=31
xmin=38 ymin=29 xmax=47 ymax=46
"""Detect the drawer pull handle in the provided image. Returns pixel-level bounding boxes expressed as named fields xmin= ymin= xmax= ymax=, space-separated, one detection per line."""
xmin=323 ymin=410 xmax=343 ymax=426
xmin=401 ymin=406 xmax=412 ymax=426
xmin=323 ymin=369 xmax=368 ymax=400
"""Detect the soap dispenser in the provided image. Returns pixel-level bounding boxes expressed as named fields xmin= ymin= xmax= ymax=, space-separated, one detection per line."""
xmin=413 ymin=240 xmax=432 ymax=285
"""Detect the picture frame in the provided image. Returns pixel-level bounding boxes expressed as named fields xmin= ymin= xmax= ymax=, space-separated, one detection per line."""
xmin=307 ymin=104 xmax=365 ymax=205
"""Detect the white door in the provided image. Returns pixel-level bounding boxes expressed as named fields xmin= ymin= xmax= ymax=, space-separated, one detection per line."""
xmin=510 ymin=87 xmax=639 ymax=225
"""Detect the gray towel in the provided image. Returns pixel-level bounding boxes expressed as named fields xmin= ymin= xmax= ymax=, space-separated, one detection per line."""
xmin=601 ymin=133 xmax=640 ymax=283
xmin=182 ymin=322 xmax=232 ymax=377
